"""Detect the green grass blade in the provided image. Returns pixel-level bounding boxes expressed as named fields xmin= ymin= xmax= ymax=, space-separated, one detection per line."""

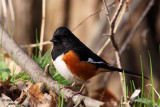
xmin=132 ymin=80 xmax=136 ymax=91
xmin=61 ymin=85 xmax=64 ymax=107
xmin=157 ymin=91 xmax=160 ymax=106
xmin=140 ymin=55 xmax=144 ymax=98
xmin=58 ymin=84 xmax=61 ymax=107
xmin=130 ymin=80 xmax=133 ymax=94
xmin=123 ymin=70 xmax=127 ymax=102
xmin=127 ymin=86 xmax=128 ymax=97
xmin=134 ymin=98 xmax=154 ymax=107
xmin=148 ymin=51 xmax=155 ymax=105
xmin=34 ymin=28 xmax=41 ymax=59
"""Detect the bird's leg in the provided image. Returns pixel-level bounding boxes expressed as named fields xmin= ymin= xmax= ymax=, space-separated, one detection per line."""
xmin=61 ymin=82 xmax=77 ymax=90
xmin=72 ymin=81 xmax=88 ymax=96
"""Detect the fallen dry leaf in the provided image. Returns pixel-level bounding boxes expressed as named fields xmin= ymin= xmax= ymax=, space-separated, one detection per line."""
xmin=0 ymin=78 xmax=21 ymax=101
xmin=28 ymin=82 xmax=46 ymax=101
xmin=0 ymin=93 xmax=16 ymax=107
xmin=14 ymin=90 xmax=27 ymax=105
xmin=27 ymin=82 xmax=58 ymax=107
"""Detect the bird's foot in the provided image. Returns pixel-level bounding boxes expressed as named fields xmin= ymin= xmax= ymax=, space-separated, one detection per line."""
xmin=61 ymin=82 xmax=76 ymax=90
xmin=71 ymin=83 xmax=85 ymax=97
xmin=72 ymin=90 xmax=82 ymax=97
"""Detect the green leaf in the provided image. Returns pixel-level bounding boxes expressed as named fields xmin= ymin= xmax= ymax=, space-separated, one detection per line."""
xmin=134 ymin=98 xmax=154 ymax=107
xmin=0 ymin=61 xmax=9 ymax=70
xmin=0 ymin=61 xmax=10 ymax=81
xmin=0 ymin=71 xmax=10 ymax=81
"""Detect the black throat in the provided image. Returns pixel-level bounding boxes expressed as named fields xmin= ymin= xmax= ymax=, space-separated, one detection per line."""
xmin=51 ymin=43 xmax=69 ymax=61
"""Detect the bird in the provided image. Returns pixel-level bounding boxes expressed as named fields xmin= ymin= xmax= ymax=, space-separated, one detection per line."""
xmin=50 ymin=27 xmax=147 ymax=95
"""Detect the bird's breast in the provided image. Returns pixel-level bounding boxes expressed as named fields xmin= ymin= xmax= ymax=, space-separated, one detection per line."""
xmin=52 ymin=51 xmax=100 ymax=82
xmin=62 ymin=51 xmax=98 ymax=81
xmin=52 ymin=54 xmax=83 ymax=82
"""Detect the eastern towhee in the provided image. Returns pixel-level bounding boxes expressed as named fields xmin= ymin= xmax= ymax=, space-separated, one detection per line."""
xmin=50 ymin=27 xmax=147 ymax=95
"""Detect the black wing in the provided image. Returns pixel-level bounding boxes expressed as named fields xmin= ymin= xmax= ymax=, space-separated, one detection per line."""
xmin=72 ymin=42 xmax=110 ymax=69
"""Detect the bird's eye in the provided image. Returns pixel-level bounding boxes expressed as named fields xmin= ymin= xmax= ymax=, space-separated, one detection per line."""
xmin=55 ymin=35 xmax=64 ymax=41
xmin=55 ymin=35 xmax=61 ymax=40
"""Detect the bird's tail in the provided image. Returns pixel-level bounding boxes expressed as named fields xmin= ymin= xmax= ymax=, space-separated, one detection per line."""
xmin=106 ymin=66 xmax=149 ymax=79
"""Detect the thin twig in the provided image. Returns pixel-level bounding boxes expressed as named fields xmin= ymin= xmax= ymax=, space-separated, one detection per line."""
xmin=146 ymin=84 xmax=160 ymax=99
xmin=1 ymin=0 xmax=7 ymax=26
xmin=97 ymin=38 xmax=110 ymax=56
xmin=119 ymin=0 xmax=155 ymax=55
xmin=98 ymin=0 xmax=154 ymax=63
xmin=43 ymin=64 xmax=50 ymax=76
xmin=71 ymin=8 xmax=103 ymax=31
xmin=21 ymin=8 xmax=104 ymax=49
xmin=103 ymin=0 xmax=126 ymax=96
xmin=110 ymin=0 xmax=125 ymax=52
xmin=8 ymin=0 xmax=15 ymax=34
xmin=21 ymin=41 xmax=51 ymax=48
xmin=72 ymin=0 xmax=116 ymax=32
xmin=103 ymin=0 xmax=111 ymax=25
xmin=39 ymin=0 xmax=46 ymax=52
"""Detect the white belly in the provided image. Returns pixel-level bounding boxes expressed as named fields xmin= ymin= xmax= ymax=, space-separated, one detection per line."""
xmin=52 ymin=54 xmax=82 ymax=82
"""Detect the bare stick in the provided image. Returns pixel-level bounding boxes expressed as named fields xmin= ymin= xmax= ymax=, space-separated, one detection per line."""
xmin=1 ymin=0 xmax=7 ymax=26
xmin=43 ymin=64 xmax=50 ymax=76
xmin=103 ymin=0 xmax=126 ymax=96
xmin=8 ymin=0 xmax=15 ymax=34
xmin=21 ymin=41 xmax=51 ymax=48
xmin=146 ymin=84 xmax=160 ymax=99
xmin=71 ymin=8 xmax=103 ymax=31
xmin=103 ymin=0 xmax=111 ymax=25
xmin=110 ymin=0 xmax=125 ymax=52
xmin=39 ymin=0 xmax=46 ymax=52
xmin=97 ymin=38 xmax=110 ymax=56
xmin=0 ymin=24 xmax=104 ymax=107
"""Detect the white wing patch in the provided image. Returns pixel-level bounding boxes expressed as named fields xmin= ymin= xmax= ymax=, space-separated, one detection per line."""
xmin=86 ymin=58 xmax=104 ymax=64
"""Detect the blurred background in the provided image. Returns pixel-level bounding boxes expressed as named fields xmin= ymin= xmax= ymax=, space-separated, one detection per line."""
xmin=0 ymin=0 xmax=160 ymax=104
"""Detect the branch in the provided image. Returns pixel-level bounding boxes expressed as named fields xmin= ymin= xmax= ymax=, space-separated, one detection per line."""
xmin=71 ymin=8 xmax=103 ymax=32
xmin=39 ymin=0 xmax=46 ymax=52
xmin=8 ymin=0 xmax=15 ymax=34
xmin=21 ymin=41 xmax=51 ymax=48
xmin=1 ymin=0 xmax=7 ymax=26
xmin=0 ymin=24 xmax=104 ymax=106
xmin=103 ymin=0 xmax=126 ymax=96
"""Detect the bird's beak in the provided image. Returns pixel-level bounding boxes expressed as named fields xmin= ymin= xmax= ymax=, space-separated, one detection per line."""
xmin=50 ymin=38 xmax=54 ymax=42
xmin=50 ymin=37 xmax=58 ymax=43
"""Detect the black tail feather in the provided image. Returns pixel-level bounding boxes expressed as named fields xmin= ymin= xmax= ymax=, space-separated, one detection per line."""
xmin=107 ymin=66 xmax=149 ymax=79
